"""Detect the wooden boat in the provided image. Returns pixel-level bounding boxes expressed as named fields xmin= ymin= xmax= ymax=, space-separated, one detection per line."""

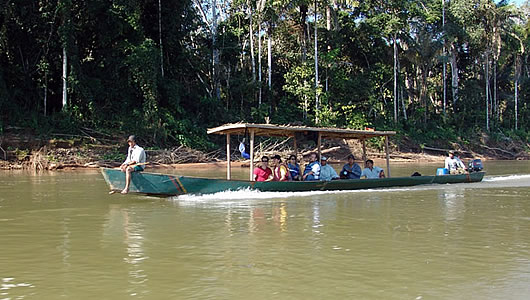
xmin=102 ymin=123 xmax=484 ymax=196
xmin=100 ymin=168 xmax=485 ymax=196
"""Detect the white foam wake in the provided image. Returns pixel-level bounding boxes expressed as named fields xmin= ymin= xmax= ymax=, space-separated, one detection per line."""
xmin=172 ymin=185 xmax=432 ymax=202
xmin=483 ymin=174 xmax=530 ymax=182
xmin=169 ymin=174 xmax=530 ymax=202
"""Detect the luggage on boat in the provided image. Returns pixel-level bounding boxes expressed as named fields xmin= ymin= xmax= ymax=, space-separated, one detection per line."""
xmin=436 ymin=168 xmax=449 ymax=175
xmin=468 ymin=159 xmax=483 ymax=172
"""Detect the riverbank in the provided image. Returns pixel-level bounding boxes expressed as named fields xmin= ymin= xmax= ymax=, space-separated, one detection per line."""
xmin=1 ymin=128 xmax=529 ymax=171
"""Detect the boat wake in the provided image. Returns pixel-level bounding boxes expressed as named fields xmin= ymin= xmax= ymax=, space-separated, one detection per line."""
xmin=483 ymin=174 xmax=530 ymax=182
xmin=170 ymin=174 xmax=530 ymax=202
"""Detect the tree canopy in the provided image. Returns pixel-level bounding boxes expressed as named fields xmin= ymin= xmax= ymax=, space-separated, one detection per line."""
xmin=1 ymin=0 xmax=530 ymax=149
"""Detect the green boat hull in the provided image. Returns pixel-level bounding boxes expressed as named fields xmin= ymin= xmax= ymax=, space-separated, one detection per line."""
xmin=101 ymin=168 xmax=485 ymax=196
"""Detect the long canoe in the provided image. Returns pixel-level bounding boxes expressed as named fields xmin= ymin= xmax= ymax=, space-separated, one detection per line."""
xmin=101 ymin=168 xmax=485 ymax=196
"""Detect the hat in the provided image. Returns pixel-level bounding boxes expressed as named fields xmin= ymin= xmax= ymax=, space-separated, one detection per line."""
xmin=448 ymin=150 xmax=454 ymax=155
xmin=321 ymin=156 xmax=328 ymax=160
xmin=127 ymin=135 xmax=136 ymax=142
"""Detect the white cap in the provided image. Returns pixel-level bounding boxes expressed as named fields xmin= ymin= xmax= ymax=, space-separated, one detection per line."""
xmin=321 ymin=156 xmax=328 ymax=160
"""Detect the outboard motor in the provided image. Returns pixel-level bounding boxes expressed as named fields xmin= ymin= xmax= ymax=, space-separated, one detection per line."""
xmin=468 ymin=159 xmax=483 ymax=172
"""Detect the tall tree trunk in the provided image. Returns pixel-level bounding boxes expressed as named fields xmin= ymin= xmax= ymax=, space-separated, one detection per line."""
xmin=393 ymin=34 xmax=398 ymax=123
xmin=267 ymin=25 xmax=272 ymax=91
xmin=158 ymin=0 xmax=164 ymax=77
xmin=485 ymin=51 xmax=490 ymax=131
xmin=249 ymin=2 xmax=255 ymax=82
xmin=300 ymin=4 xmax=308 ymax=62
xmin=400 ymin=85 xmax=407 ymax=120
xmin=515 ymin=55 xmax=522 ymax=130
xmin=62 ymin=47 xmax=67 ymax=110
xmin=493 ymin=61 xmax=497 ymax=121
xmin=422 ymin=67 xmax=428 ymax=123
xmin=212 ymin=0 xmax=220 ymax=100
xmin=314 ymin=0 xmax=319 ymax=124
xmin=44 ymin=71 xmax=48 ymax=116
xmin=258 ymin=21 xmax=262 ymax=106
xmin=442 ymin=0 xmax=446 ymax=117
xmin=449 ymin=43 xmax=459 ymax=106
xmin=325 ymin=3 xmax=331 ymax=93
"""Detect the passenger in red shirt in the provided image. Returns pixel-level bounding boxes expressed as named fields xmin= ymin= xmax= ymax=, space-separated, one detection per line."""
xmin=253 ymin=156 xmax=273 ymax=181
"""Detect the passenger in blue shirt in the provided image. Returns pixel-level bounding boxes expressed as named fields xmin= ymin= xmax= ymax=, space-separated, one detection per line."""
xmin=303 ymin=152 xmax=320 ymax=181
xmin=287 ymin=154 xmax=301 ymax=181
xmin=340 ymin=154 xmax=361 ymax=179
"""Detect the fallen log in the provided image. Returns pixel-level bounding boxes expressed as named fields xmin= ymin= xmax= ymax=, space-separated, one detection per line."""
xmin=482 ymin=145 xmax=515 ymax=157
xmin=422 ymin=146 xmax=472 ymax=154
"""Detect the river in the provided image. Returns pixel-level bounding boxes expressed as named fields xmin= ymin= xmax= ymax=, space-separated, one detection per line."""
xmin=1 ymin=161 xmax=530 ymax=299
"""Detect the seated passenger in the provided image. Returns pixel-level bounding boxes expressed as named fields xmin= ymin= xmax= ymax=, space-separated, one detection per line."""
xmin=444 ymin=151 xmax=467 ymax=174
xmin=272 ymin=154 xmax=290 ymax=181
xmin=238 ymin=139 xmax=250 ymax=159
xmin=361 ymin=159 xmax=385 ymax=179
xmin=253 ymin=156 xmax=273 ymax=181
xmin=302 ymin=152 xmax=320 ymax=181
xmin=287 ymin=154 xmax=301 ymax=181
xmin=340 ymin=154 xmax=361 ymax=179
xmin=319 ymin=156 xmax=339 ymax=181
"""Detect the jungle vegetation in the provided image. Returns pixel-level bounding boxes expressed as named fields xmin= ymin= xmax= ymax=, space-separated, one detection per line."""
xmin=1 ymin=0 xmax=530 ymax=150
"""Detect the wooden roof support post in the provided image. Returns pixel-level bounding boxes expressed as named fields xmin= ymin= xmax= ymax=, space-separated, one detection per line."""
xmin=385 ymin=135 xmax=391 ymax=178
xmin=226 ymin=133 xmax=231 ymax=180
xmin=317 ymin=132 xmax=322 ymax=164
xmin=249 ymin=129 xmax=255 ymax=181
xmin=293 ymin=135 xmax=298 ymax=159
xmin=361 ymin=139 xmax=367 ymax=163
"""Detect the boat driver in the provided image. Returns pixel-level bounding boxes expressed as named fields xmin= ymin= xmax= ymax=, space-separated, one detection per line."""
xmin=444 ymin=151 xmax=467 ymax=174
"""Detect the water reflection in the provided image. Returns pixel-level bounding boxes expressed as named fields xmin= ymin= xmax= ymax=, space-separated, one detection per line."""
xmin=438 ymin=188 xmax=466 ymax=222
xmin=103 ymin=205 xmax=149 ymax=297
xmin=247 ymin=201 xmax=288 ymax=233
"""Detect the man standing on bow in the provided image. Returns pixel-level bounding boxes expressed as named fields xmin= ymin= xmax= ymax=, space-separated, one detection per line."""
xmin=120 ymin=135 xmax=146 ymax=194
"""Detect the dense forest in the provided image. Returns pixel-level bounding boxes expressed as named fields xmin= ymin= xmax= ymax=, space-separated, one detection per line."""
xmin=1 ymin=0 xmax=529 ymax=151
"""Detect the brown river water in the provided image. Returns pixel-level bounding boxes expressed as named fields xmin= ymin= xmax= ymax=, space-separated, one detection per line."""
xmin=1 ymin=161 xmax=530 ymax=299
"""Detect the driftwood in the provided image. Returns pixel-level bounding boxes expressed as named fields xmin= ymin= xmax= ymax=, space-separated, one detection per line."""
xmin=0 ymin=145 xmax=5 ymax=161
xmin=482 ymin=145 xmax=516 ymax=157
xmin=300 ymin=146 xmax=341 ymax=157
xmin=422 ymin=146 xmax=472 ymax=154
xmin=147 ymin=146 xmax=221 ymax=164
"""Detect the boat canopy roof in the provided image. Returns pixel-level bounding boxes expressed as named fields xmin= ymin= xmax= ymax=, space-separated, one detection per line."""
xmin=207 ymin=123 xmax=396 ymax=140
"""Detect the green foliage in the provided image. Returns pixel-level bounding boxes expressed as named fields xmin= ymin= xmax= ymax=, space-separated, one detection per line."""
xmin=283 ymin=64 xmax=315 ymax=114
xmin=14 ymin=149 xmax=29 ymax=161
xmin=251 ymin=104 xmax=271 ymax=123
xmin=366 ymin=137 xmax=385 ymax=152
xmin=340 ymin=105 xmax=370 ymax=130
xmin=0 ymin=0 xmax=529 ymax=154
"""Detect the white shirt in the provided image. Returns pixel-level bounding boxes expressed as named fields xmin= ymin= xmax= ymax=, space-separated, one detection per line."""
xmin=123 ymin=145 xmax=146 ymax=169
xmin=361 ymin=166 xmax=384 ymax=179
xmin=444 ymin=156 xmax=465 ymax=171
xmin=320 ymin=164 xmax=339 ymax=181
